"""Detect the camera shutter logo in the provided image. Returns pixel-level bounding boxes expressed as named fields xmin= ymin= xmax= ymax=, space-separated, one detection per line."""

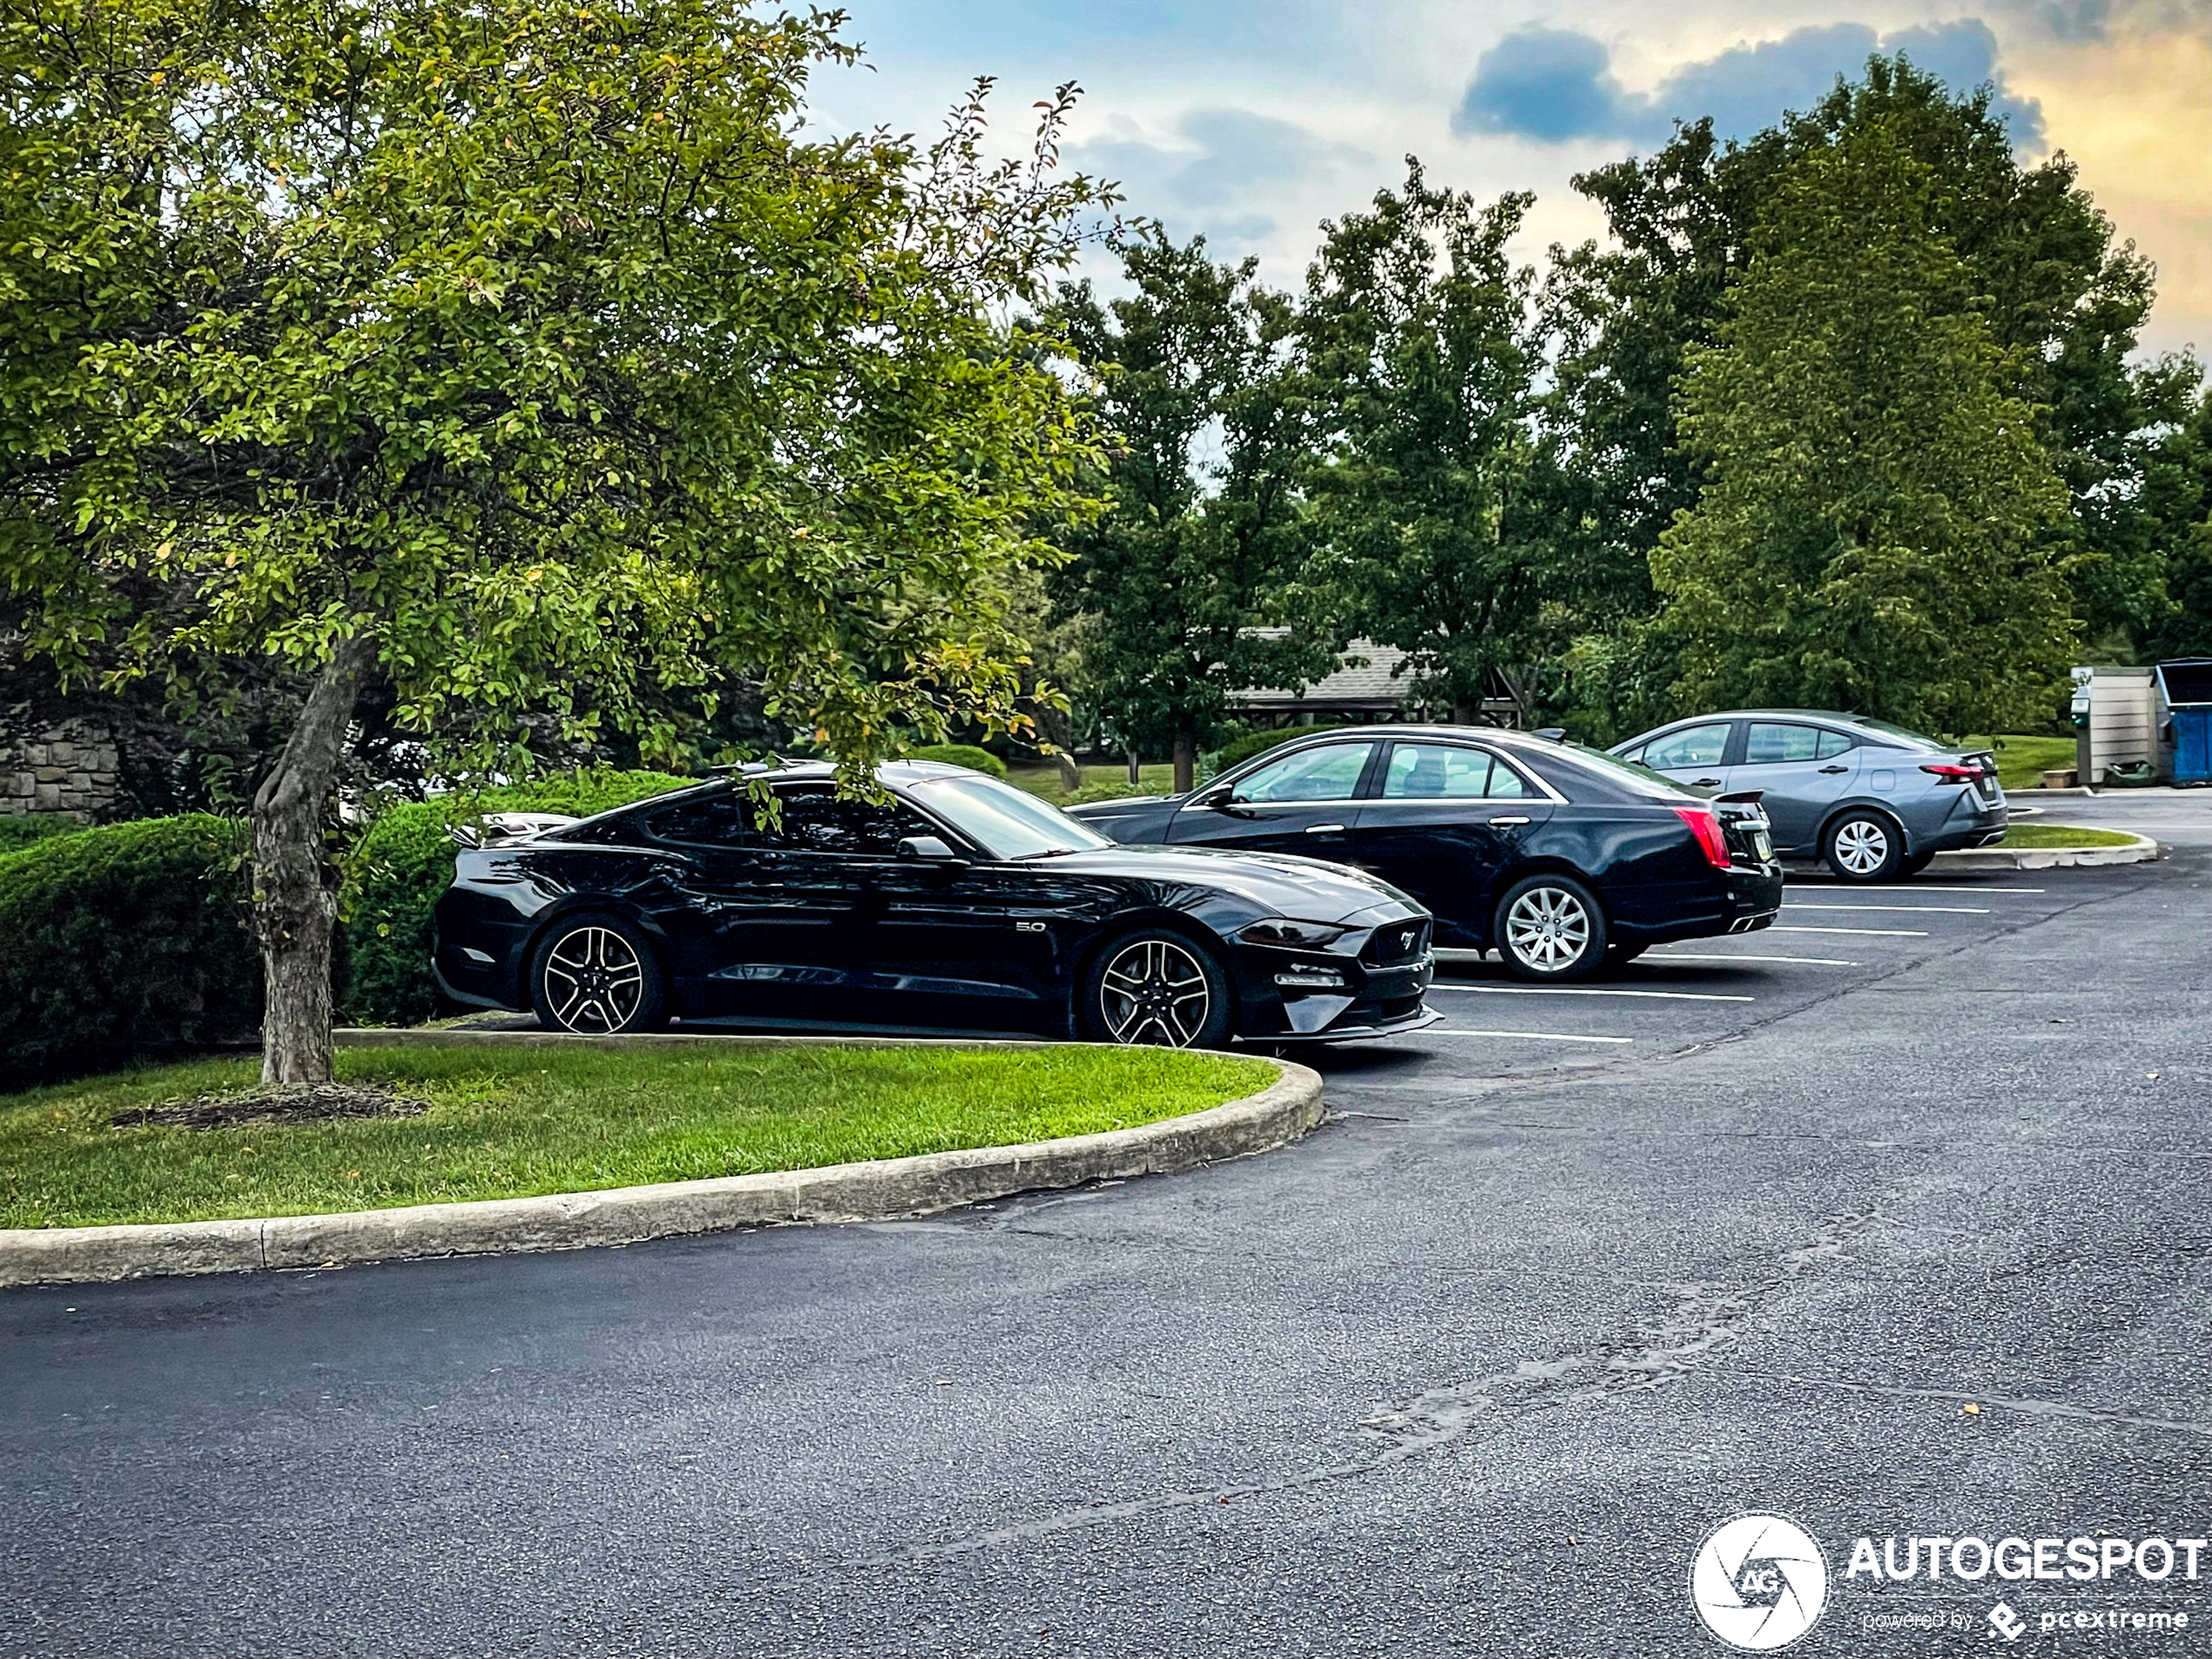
xmin=1689 ymin=1513 xmax=1830 ymax=1650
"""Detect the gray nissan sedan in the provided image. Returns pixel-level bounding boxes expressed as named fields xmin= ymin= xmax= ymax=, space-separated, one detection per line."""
xmin=1611 ymin=711 xmax=2008 ymax=880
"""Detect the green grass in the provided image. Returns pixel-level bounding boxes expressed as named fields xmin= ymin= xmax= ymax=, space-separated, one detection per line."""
xmin=0 ymin=1044 xmax=1277 ymax=1230
xmin=1006 ymin=762 xmax=1180 ymax=805
xmin=1998 ymin=823 xmax=2140 ymax=848
xmin=1966 ymin=734 xmax=2078 ymax=791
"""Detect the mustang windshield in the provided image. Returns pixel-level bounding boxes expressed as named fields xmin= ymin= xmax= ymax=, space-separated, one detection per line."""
xmin=910 ymin=775 xmax=1111 ymax=860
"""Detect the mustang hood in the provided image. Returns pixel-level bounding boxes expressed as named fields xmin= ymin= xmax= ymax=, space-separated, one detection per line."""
xmin=1042 ymin=844 xmax=1419 ymax=918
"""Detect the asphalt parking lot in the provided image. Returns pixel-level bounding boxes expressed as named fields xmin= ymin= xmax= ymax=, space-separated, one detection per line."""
xmin=5 ymin=830 xmax=2210 ymax=1658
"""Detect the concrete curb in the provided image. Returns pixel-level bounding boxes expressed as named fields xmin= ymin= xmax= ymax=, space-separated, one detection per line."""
xmin=0 ymin=1035 xmax=1324 ymax=1288
xmin=1932 ymin=832 xmax=2161 ymax=871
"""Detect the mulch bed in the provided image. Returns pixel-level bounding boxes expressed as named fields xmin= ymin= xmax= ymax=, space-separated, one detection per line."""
xmin=111 ymin=1082 xmax=431 ymax=1131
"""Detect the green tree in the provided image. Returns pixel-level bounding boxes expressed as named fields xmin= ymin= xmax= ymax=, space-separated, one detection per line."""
xmin=1548 ymin=55 xmax=2163 ymax=724
xmin=1301 ymin=164 xmax=1546 ymax=722
xmin=1652 ymin=125 xmax=2075 ymax=733
xmin=0 ymin=0 xmax=1108 ymax=1080
xmin=2132 ymin=373 xmax=2212 ymax=662
xmin=1047 ymin=232 xmax=1335 ymax=793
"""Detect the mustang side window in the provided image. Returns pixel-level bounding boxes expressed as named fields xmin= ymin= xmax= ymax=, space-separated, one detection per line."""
xmin=643 ymin=793 xmax=752 ymax=847
xmin=757 ymin=786 xmax=928 ymax=855
xmin=1231 ymin=742 xmax=1377 ymax=804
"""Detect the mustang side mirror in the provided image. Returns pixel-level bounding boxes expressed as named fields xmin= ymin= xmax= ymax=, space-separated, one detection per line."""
xmin=445 ymin=824 xmax=481 ymax=850
xmin=897 ymin=834 xmax=960 ymax=861
xmin=1194 ymin=785 xmax=1237 ymax=810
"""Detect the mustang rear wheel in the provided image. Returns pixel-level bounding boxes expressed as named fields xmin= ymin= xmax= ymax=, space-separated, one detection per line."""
xmin=529 ymin=914 xmax=667 ymax=1034
xmin=1081 ymin=929 xmax=1234 ymax=1049
xmin=1495 ymin=874 xmax=1608 ymax=981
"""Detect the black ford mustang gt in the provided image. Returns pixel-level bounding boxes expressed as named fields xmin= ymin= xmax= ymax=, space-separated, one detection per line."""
xmin=1068 ymin=725 xmax=1784 ymax=981
xmin=433 ymin=761 xmax=1440 ymax=1048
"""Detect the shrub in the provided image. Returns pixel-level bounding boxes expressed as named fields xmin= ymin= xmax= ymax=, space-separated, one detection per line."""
xmin=0 ymin=815 xmax=259 ymax=1083
xmin=1063 ymin=779 xmax=1163 ymax=806
xmin=341 ymin=770 xmax=692 ymax=1027
xmin=1216 ymin=724 xmax=1342 ymax=771
xmin=907 ymin=743 xmax=1008 ymax=779
xmin=0 ymin=815 xmax=85 ymax=859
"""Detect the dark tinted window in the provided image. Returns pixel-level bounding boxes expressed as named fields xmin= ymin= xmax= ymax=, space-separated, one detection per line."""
xmin=643 ymin=793 xmax=752 ymax=847
xmin=756 ymin=786 xmax=929 ymax=856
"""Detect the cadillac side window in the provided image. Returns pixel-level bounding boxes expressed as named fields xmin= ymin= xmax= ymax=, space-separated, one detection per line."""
xmin=757 ymin=786 xmax=926 ymax=856
xmin=1382 ymin=744 xmax=1494 ymax=799
xmin=1642 ymin=724 xmax=1730 ymax=771
xmin=1744 ymin=723 xmax=1821 ymax=765
xmin=644 ymin=794 xmax=752 ymax=847
xmin=1231 ymin=742 xmax=1376 ymax=804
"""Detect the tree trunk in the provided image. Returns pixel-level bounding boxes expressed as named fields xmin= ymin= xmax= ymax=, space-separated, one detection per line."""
xmin=1126 ymin=749 xmax=1140 ymax=786
xmin=1449 ymin=702 xmax=1477 ymax=726
xmin=252 ymin=636 xmax=375 ymax=1085
xmin=1054 ymin=751 xmax=1082 ymax=792
xmin=1171 ymin=732 xmax=1196 ymax=795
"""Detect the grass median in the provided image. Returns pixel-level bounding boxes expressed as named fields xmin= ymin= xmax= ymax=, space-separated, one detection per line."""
xmin=0 ymin=1043 xmax=1278 ymax=1231
xmin=1997 ymin=823 xmax=2141 ymax=848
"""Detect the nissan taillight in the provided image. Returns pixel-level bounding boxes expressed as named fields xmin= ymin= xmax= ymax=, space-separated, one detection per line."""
xmin=1919 ymin=763 xmax=1982 ymax=784
xmin=1673 ymin=806 xmax=1733 ymax=870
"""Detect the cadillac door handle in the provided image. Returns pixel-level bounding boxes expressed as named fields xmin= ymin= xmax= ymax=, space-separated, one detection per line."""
xmin=1305 ymin=822 xmax=1346 ymax=834
xmin=1489 ymin=815 xmax=1531 ymax=826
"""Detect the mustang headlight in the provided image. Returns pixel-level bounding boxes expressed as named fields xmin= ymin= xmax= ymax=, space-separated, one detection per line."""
xmin=1238 ymin=918 xmax=1354 ymax=949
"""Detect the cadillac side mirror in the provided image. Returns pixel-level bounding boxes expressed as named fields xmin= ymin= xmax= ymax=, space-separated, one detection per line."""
xmin=897 ymin=834 xmax=959 ymax=861
xmin=1195 ymin=786 xmax=1236 ymax=810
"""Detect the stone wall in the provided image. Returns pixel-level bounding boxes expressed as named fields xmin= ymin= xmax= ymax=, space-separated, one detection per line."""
xmin=2 ymin=711 xmax=119 ymax=819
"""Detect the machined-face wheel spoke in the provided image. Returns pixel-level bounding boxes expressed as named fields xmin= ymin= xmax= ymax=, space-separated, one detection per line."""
xmin=1836 ymin=820 xmax=1887 ymax=874
xmin=1507 ymin=888 xmax=1589 ymax=971
xmin=1098 ymin=938 xmax=1212 ymax=1047
xmin=544 ymin=927 xmax=644 ymax=1033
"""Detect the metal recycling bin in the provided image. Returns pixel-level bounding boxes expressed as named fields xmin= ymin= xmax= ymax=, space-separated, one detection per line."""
xmin=2155 ymin=658 xmax=2212 ymax=786
xmin=2074 ymin=665 xmax=2158 ymax=785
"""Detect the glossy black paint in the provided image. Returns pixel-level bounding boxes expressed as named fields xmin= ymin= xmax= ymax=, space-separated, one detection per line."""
xmin=431 ymin=762 xmax=1438 ymax=1044
xmin=1069 ymin=726 xmax=1785 ymax=952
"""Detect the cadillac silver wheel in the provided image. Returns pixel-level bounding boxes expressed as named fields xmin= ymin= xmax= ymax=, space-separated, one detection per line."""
xmin=1495 ymin=874 xmax=1608 ymax=982
xmin=529 ymin=914 xmax=667 ymax=1034
xmin=1824 ymin=811 xmax=1902 ymax=883
xmin=1081 ymin=929 xmax=1234 ymax=1049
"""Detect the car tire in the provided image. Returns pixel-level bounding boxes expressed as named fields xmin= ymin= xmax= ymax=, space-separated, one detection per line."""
xmin=1495 ymin=874 xmax=1608 ymax=981
xmin=529 ymin=912 xmax=668 ymax=1034
xmin=1080 ymin=928 xmax=1236 ymax=1049
xmin=1604 ymin=941 xmax=1648 ymax=972
xmin=1898 ymin=851 xmax=1935 ymax=878
xmin=1824 ymin=811 xmax=1905 ymax=882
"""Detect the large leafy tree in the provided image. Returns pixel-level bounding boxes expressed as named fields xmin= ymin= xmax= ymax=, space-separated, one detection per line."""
xmin=0 ymin=0 xmax=1108 ymax=1080
xmin=1300 ymin=165 xmax=1546 ymax=722
xmin=1549 ymin=55 xmax=2166 ymax=719
xmin=1047 ymin=232 xmax=1334 ymax=792
xmin=1651 ymin=124 xmax=2075 ymax=734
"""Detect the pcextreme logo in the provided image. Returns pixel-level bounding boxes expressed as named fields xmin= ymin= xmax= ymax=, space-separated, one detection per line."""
xmin=1689 ymin=1513 xmax=1831 ymax=1651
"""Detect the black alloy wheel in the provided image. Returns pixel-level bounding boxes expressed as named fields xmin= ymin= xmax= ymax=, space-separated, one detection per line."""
xmin=1081 ymin=929 xmax=1235 ymax=1049
xmin=1495 ymin=873 xmax=1608 ymax=982
xmin=529 ymin=913 xmax=668 ymax=1034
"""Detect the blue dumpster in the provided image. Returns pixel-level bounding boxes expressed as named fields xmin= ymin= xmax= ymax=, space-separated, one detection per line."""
xmin=2155 ymin=659 xmax=2212 ymax=785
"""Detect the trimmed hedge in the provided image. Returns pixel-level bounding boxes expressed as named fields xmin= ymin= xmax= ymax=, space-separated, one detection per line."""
xmin=907 ymin=743 xmax=1008 ymax=779
xmin=1217 ymin=724 xmax=1345 ymax=771
xmin=341 ymin=770 xmax=692 ymax=1027
xmin=0 ymin=814 xmax=259 ymax=1082
xmin=0 ymin=815 xmax=84 ymax=859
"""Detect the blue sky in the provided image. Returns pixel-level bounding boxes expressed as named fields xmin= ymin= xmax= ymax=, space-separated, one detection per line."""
xmin=812 ymin=0 xmax=2212 ymax=359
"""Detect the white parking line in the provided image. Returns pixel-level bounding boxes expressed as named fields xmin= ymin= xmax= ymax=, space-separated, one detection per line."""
xmin=1647 ymin=951 xmax=1859 ymax=966
xmin=1771 ymin=925 xmax=1929 ymax=937
xmin=1426 ymin=1028 xmax=1635 ymax=1044
xmin=1790 ymin=885 xmax=2044 ymax=894
xmin=1429 ymin=985 xmax=1754 ymax=1003
xmin=1784 ymin=903 xmax=1990 ymax=914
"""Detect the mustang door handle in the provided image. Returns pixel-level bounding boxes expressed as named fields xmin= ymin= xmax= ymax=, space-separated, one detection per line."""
xmin=1488 ymin=815 xmax=1531 ymax=826
xmin=1305 ymin=822 xmax=1347 ymax=834
xmin=1818 ymin=765 xmax=1850 ymax=774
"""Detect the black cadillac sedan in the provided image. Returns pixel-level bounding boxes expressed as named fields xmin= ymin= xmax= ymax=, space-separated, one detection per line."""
xmin=433 ymin=761 xmax=1440 ymax=1049
xmin=1068 ymin=726 xmax=1784 ymax=981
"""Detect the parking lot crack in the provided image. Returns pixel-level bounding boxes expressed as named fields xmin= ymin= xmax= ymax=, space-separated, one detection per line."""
xmin=1725 ymin=1369 xmax=2212 ymax=1437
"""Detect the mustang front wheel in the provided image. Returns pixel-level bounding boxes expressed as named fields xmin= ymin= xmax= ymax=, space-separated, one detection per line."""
xmin=1081 ymin=930 xmax=1234 ymax=1049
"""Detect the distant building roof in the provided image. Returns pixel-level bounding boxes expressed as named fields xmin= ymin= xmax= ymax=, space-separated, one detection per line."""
xmin=1231 ymin=640 xmax=1424 ymax=712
